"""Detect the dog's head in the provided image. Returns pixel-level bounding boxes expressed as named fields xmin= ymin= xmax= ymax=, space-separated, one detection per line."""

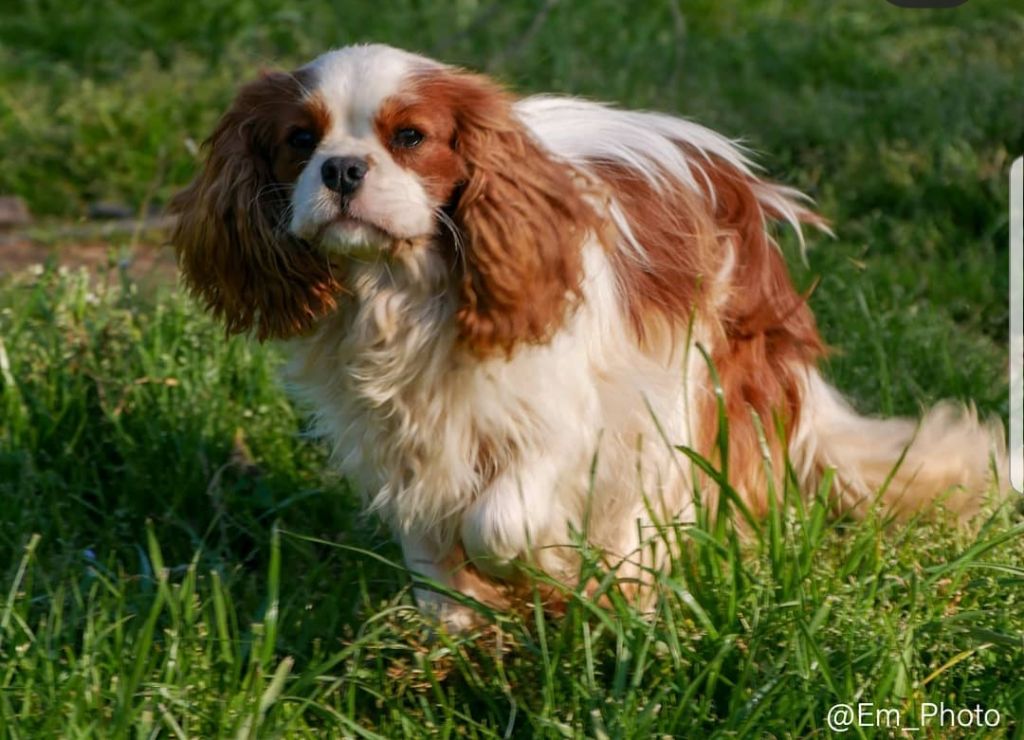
xmin=170 ymin=44 xmax=594 ymax=351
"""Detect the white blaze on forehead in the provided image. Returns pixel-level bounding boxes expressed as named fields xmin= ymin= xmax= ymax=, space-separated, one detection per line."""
xmin=288 ymin=44 xmax=444 ymax=248
xmin=302 ymin=44 xmax=441 ymax=137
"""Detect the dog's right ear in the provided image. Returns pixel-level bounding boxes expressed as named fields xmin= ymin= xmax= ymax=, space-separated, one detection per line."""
xmin=405 ymin=70 xmax=598 ymax=357
xmin=168 ymin=71 xmax=342 ymax=340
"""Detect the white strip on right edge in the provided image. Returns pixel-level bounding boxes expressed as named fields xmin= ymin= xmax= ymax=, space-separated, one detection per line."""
xmin=1010 ymin=156 xmax=1023 ymax=493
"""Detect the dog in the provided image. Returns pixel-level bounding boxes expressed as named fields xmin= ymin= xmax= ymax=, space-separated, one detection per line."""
xmin=170 ymin=44 xmax=1005 ymax=630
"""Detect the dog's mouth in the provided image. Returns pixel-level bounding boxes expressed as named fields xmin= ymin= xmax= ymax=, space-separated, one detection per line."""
xmin=312 ymin=211 xmax=393 ymax=257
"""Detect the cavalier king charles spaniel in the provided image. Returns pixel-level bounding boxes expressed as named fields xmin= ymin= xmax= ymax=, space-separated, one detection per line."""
xmin=171 ymin=44 xmax=1005 ymax=629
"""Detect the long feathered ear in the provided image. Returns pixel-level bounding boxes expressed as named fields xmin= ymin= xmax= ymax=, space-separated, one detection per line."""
xmin=168 ymin=71 xmax=342 ymax=340
xmin=433 ymin=72 xmax=598 ymax=355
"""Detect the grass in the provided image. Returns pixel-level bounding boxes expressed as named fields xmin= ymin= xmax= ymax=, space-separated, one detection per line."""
xmin=1 ymin=0 xmax=1023 ymax=735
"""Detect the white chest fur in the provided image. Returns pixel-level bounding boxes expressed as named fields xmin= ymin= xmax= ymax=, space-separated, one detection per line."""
xmin=283 ymin=242 xmax=699 ymax=573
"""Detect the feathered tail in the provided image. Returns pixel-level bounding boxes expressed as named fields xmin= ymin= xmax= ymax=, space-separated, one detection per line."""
xmin=791 ymin=370 xmax=1007 ymax=519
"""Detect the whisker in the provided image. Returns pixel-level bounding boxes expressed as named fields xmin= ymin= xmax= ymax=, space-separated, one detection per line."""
xmin=434 ymin=207 xmax=467 ymax=270
xmin=248 ymin=182 xmax=294 ymax=214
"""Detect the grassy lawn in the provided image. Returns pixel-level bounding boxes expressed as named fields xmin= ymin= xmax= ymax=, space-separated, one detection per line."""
xmin=1 ymin=0 xmax=1022 ymax=735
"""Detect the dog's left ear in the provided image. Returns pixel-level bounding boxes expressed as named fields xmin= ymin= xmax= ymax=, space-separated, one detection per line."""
xmin=168 ymin=71 xmax=342 ymax=340
xmin=432 ymin=72 xmax=596 ymax=356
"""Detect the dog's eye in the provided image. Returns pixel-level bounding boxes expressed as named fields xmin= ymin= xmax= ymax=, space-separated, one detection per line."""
xmin=392 ymin=128 xmax=425 ymax=149
xmin=287 ymin=128 xmax=318 ymax=151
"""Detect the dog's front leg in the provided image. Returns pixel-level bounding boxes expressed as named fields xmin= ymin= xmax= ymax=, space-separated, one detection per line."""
xmin=459 ymin=461 xmax=563 ymax=578
xmin=400 ymin=532 xmax=511 ymax=632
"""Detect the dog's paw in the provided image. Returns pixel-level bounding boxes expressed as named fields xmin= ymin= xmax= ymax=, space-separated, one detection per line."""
xmin=413 ymin=588 xmax=486 ymax=635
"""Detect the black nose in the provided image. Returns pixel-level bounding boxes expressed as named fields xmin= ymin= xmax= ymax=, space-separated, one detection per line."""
xmin=321 ymin=156 xmax=368 ymax=195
